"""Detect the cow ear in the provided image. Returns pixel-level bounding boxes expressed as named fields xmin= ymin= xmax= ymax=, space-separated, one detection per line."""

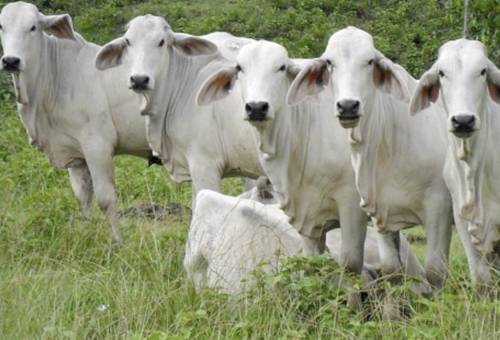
xmin=486 ymin=60 xmax=500 ymax=104
xmin=172 ymin=33 xmax=218 ymax=56
xmin=196 ymin=66 xmax=238 ymax=106
xmin=286 ymin=63 xmax=301 ymax=81
xmin=39 ymin=14 xmax=76 ymax=40
xmin=409 ymin=65 xmax=440 ymax=115
xmin=373 ymin=53 xmax=410 ymax=102
xmin=287 ymin=59 xmax=330 ymax=106
xmin=95 ymin=37 xmax=127 ymax=70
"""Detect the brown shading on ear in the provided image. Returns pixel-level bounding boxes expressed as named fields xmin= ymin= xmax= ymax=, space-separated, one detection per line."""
xmin=40 ymin=14 xmax=76 ymax=40
xmin=373 ymin=57 xmax=410 ymax=102
xmin=287 ymin=59 xmax=329 ymax=106
xmin=95 ymin=38 xmax=126 ymax=70
xmin=409 ymin=66 xmax=440 ymax=115
xmin=487 ymin=61 xmax=500 ymax=104
xmin=196 ymin=67 xmax=237 ymax=106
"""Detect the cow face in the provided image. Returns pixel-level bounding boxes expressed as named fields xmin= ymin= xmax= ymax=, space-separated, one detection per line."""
xmin=197 ymin=41 xmax=300 ymax=129
xmin=96 ymin=15 xmax=217 ymax=93
xmin=0 ymin=2 xmax=76 ymax=73
xmin=287 ymin=27 xmax=409 ymax=129
xmin=410 ymin=39 xmax=500 ymax=139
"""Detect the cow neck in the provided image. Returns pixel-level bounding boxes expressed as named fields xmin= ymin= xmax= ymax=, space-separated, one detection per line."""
xmin=450 ymin=100 xmax=499 ymax=254
xmin=16 ymin=34 xmax=59 ymax=148
xmin=143 ymin=46 xmax=222 ymax=173
xmin=349 ymin=91 xmax=411 ymax=227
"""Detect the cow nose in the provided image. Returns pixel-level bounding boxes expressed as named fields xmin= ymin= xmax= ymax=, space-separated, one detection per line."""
xmin=337 ymin=99 xmax=360 ymax=116
xmin=245 ymin=101 xmax=269 ymax=121
xmin=1 ymin=56 xmax=21 ymax=71
xmin=130 ymin=75 xmax=150 ymax=90
xmin=451 ymin=114 xmax=476 ymax=130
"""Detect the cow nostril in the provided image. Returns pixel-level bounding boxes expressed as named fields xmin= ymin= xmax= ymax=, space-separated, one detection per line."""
xmin=352 ymin=101 xmax=360 ymax=111
xmin=336 ymin=102 xmax=343 ymax=112
xmin=245 ymin=103 xmax=252 ymax=113
xmin=261 ymin=102 xmax=269 ymax=112
xmin=2 ymin=56 xmax=21 ymax=69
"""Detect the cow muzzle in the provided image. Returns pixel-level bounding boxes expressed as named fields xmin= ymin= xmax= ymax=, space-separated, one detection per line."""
xmin=245 ymin=101 xmax=270 ymax=122
xmin=129 ymin=74 xmax=151 ymax=91
xmin=336 ymin=99 xmax=361 ymax=128
xmin=450 ymin=114 xmax=477 ymax=138
xmin=1 ymin=56 xmax=21 ymax=73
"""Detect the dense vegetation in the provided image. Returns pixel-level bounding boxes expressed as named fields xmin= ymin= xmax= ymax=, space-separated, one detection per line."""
xmin=0 ymin=0 xmax=499 ymax=338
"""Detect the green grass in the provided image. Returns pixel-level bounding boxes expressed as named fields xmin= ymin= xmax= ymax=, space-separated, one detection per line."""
xmin=0 ymin=89 xmax=499 ymax=339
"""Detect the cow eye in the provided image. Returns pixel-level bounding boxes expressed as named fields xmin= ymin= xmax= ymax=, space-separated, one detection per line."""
xmin=278 ymin=64 xmax=286 ymax=72
xmin=368 ymin=59 xmax=374 ymax=65
xmin=326 ymin=59 xmax=332 ymax=65
xmin=235 ymin=64 xmax=242 ymax=72
xmin=0 ymin=24 xmax=3 ymax=31
xmin=158 ymin=39 xmax=165 ymax=47
xmin=438 ymin=70 xmax=445 ymax=78
xmin=480 ymin=68 xmax=486 ymax=76
xmin=30 ymin=25 xmax=36 ymax=32
xmin=125 ymin=38 xmax=131 ymax=46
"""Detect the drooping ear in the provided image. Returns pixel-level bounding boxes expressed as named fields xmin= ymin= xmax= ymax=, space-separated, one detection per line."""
xmin=196 ymin=66 xmax=238 ymax=106
xmin=287 ymin=58 xmax=330 ymax=106
xmin=172 ymin=33 xmax=218 ymax=56
xmin=373 ymin=52 xmax=410 ymax=102
xmin=95 ymin=37 xmax=127 ymax=70
xmin=486 ymin=60 xmax=500 ymax=104
xmin=409 ymin=65 xmax=440 ymax=115
xmin=286 ymin=62 xmax=301 ymax=80
xmin=39 ymin=13 xmax=76 ymax=40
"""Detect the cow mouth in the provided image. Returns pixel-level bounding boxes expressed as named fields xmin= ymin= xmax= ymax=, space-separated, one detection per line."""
xmin=1 ymin=65 xmax=21 ymax=73
xmin=451 ymin=127 xmax=475 ymax=139
xmin=338 ymin=115 xmax=360 ymax=128
xmin=130 ymin=84 xmax=151 ymax=92
xmin=246 ymin=113 xmax=269 ymax=123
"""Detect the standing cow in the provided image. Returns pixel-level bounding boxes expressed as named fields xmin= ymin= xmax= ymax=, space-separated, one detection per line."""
xmin=287 ymin=27 xmax=453 ymax=288
xmin=0 ymin=2 xmax=174 ymax=242
xmin=196 ymin=40 xmax=367 ymax=275
xmin=95 ymin=15 xmax=264 ymax=206
xmin=410 ymin=39 xmax=500 ymax=289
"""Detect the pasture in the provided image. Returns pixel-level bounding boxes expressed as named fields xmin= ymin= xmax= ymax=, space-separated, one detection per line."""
xmin=0 ymin=0 xmax=499 ymax=338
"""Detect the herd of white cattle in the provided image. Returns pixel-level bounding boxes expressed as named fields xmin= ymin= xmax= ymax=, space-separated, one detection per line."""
xmin=1 ymin=2 xmax=499 ymax=297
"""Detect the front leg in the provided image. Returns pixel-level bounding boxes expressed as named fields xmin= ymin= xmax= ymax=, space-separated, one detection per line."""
xmin=68 ymin=162 xmax=93 ymax=217
xmin=84 ymin=145 xmax=121 ymax=243
xmin=376 ymin=230 xmax=403 ymax=277
xmin=338 ymin=199 xmax=367 ymax=274
xmin=189 ymin=161 xmax=222 ymax=210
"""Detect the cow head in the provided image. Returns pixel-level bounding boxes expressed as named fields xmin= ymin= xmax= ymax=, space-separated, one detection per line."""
xmin=0 ymin=2 xmax=76 ymax=74
xmin=410 ymin=39 xmax=500 ymax=139
xmin=197 ymin=40 xmax=300 ymax=129
xmin=288 ymin=26 xmax=410 ymax=129
xmin=95 ymin=15 xmax=217 ymax=93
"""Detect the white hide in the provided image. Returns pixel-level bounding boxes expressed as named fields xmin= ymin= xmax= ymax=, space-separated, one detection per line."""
xmin=287 ymin=27 xmax=453 ymax=288
xmin=410 ymin=39 xmax=500 ymax=287
xmin=95 ymin=16 xmax=264 ymax=203
xmin=0 ymin=2 xmax=153 ymax=242
xmin=185 ymin=190 xmax=428 ymax=294
xmin=196 ymin=40 xmax=367 ymax=274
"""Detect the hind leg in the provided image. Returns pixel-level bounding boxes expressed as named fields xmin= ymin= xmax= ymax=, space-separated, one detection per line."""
xmin=68 ymin=162 xmax=93 ymax=217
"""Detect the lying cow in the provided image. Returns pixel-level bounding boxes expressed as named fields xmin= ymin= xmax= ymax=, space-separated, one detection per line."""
xmin=196 ymin=40 xmax=367 ymax=275
xmin=0 ymin=2 xmax=171 ymax=242
xmin=95 ymin=15 xmax=264 ymax=206
xmin=185 ymin=190 xmax=428 ymax=294
xmin=410 ymin=39 xmax=500 ymax=289
xmin=287 ymin=27 xmax=453 ymax=289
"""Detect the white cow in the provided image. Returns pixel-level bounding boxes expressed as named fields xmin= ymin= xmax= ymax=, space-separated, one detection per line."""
xmin=287 ymin=27 xmax=453 ymax=288
xmin=409 ymin=39 xmax=500 ymax=289
xmin=0 ymin=2 xmax=167 ymax=242
xmin=196 ymin=40 xmax=367 ymax=274
xmin=185 ymin=190 xmax=428 ymax=294
xmin=95 ymin=16 xmax=264 ymax=205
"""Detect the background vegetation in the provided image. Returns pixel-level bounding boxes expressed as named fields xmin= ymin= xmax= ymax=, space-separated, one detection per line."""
xmin=0 ymin=0 xmax=499 ymax=338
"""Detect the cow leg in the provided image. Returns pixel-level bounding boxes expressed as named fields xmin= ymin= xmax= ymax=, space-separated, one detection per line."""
xmin=423 ymin=211 xmax=452 ymax=289
xmin=376 ymin=230 xmax=403 ymax=278
xmin=84 ymin=150 xmax=122 ymax=244
xmin=454 ymin=217 xmax=492 ymax=290
xmin=338 ymin=201 xmax=367 ymax=274
xmin=189 ymin=164 xmax=221 ymax=209
xmin=68 ymin=162 xmax=93 ymax=217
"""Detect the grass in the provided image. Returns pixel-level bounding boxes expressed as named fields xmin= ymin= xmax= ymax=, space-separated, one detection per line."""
xmin=0 ymin=91 xmax=499 ymax=339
